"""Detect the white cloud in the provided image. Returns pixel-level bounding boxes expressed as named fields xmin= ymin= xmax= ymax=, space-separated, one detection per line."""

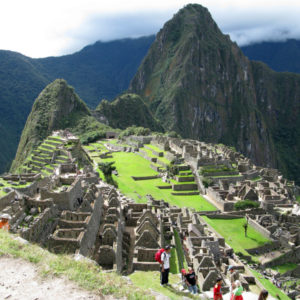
xmin=0 ymin=0 xmax=300 ymax=57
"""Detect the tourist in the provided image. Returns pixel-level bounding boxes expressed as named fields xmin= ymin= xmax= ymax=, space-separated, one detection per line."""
xmin=185 ymin=266 xmax=198 ymax=294
xmin=160 ymin=245 xmax=171 ymax=286
xmin=231 ymin=280 xmax=243 ymax=300
xmin=258 ymin=289 xmax=269 ymax=300
xmin=213 ymin=278 xmax=223 ymax=300
xmin=228 ymin=265 xmax=239 ymax=295
xmin=0 ymin=213 xmax=11 ymax=230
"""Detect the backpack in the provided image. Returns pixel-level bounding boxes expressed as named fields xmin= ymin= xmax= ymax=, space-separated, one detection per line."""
xmin=155 ymin=248 xmax=165 ymax=263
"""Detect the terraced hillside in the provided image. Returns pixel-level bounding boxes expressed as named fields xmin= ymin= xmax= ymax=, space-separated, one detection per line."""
xmin=84 ymin=139 xmax=216 ymax=211
xmin=21 ymin=136 xmax=70 ymax=175
xmin=20 ymin=134 xmax=92 ymax=176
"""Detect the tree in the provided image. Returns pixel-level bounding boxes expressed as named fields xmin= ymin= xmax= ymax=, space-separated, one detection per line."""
xmin=98 ymin=161 xmax=116 ymax=186
xmin=166 ymin=160 xmax=179 ymax=177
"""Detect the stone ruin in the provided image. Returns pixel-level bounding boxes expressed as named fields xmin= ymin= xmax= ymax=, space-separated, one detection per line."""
xmin=0 ymin=132 xmax=299 ymax=298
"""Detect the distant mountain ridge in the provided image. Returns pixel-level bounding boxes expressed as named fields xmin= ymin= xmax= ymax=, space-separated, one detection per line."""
xmin=241 ymin=39 xmax=300 ymax=74
xmin=1 ymin=19 xmax=300 ymax=181
xmin=0 ymin=36 xmax=155 ymax=173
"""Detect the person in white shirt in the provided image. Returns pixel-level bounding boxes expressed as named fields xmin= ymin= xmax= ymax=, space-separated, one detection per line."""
xmin=160 ymin=245 xmax=171 ymax=286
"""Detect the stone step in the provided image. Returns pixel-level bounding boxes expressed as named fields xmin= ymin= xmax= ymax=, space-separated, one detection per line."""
xmin=38 ymin=148 xmax=53 ymax=155
xmin=31 ymin=160 xmax=44 ymax=168
xmin=45 ymin=140 xmax=64 ymax=147
xmin=41 ymin=144 xmax=56 ymax=151
xmin=48 ymin=136 xmax=64 ymax=143
xmin=33 ymin=156 xmax=50 ymax=164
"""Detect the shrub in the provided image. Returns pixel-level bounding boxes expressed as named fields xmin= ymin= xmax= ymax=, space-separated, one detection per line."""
xmin=118 ymin=126 xmax=151 ymax=138
xmin=202 ymin=177 xmax=213 ymax=188
xmin=166 ymin=160 xmax=179 ymax=177
xmin=234 ymin=200 xmax=260 ymax=211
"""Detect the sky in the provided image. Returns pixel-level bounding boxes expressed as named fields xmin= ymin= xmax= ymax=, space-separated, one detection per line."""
xmin=1 ymin=0 xmax=300 ymax=58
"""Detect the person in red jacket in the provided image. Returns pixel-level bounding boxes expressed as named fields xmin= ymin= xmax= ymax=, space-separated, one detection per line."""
xmin=213 ymin=278 xmax=223 ymax=300
xmin=0 ymin=214 xmax=11 ymax=230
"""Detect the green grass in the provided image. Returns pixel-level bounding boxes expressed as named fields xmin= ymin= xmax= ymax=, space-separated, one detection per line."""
xmin=0 ymin=230 xmax=151 ymax=299
xmin=140 ymin=147 xmax=157 ymax=158
xmin=174 ymin=229 xmax=188 ymax=270
xmin=296 ymin=195 xmax=300 ymax=204
xmin=144 ymin=144 xmax=164 ymax=153
xmin=170 ymin=247 xmax=179 ymax=274
xmin=0 ymin=178 xmax=31 ymax=193
xmin=271 ymin=263 xmax=298 ymax=274
xmin=250 ymin=269 xmax=291 ymax=300
xmin=97 ymin=152 xmax=216 ymax=211
xmin=251 ymin=176 xmax=262 ymax=182
xmin=130 ymin=271 xmax=196 ymax=300
xmin=202 ymin=217 xmax=270 ymax=259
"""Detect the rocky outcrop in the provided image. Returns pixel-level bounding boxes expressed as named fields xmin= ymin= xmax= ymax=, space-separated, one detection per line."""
xmin=94 ymin=93 xmax=163 ymax=132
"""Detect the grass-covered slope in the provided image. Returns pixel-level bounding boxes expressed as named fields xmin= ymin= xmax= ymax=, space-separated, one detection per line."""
xmin=0 ymin=50 xmax=49 ymax=173
xmin=95 ymin=93 xmax=163 ymax=132
xmin=0 ymin=230 xmax=150 ymax=299
xmin=10 ymin=79 xmax=111 ymax=172
xmin=129 ymin=4 xmax=300 ymax=184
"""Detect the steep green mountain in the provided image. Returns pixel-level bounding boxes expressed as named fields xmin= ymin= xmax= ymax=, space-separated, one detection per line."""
xmin=241 ymin=39 xmax=300 ymax=74
xmin=0 ymin=50 xmax=49 ymax=172
xmin=0 ymin=36 xmax=154 ymax=174
xmin=129 ymin=4 xmax=300 ymax=183
xmin=10 ymin=79 xmax=111 ymax=172
xmin=94 ymin=93 xmax=163 ymax=131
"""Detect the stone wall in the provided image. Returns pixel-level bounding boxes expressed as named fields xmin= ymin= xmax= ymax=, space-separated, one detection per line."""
xmin=79 ymin=193 xmax=103 ymax=256
xmin=248 ymin=218 xmax=272 ymax=239
xmin=41 ymin=178 xmax=83 ymax=210
xmin=0 ymin=191 xmax=15 ymax=211
xmin=172 ymin=183 xmax=198 ymax=191
xmin=21 ymin=205 xmax=59 ymax=244
xmin=263 ymin=246 xmax=300 ymax=268
xmin=246 ymin=241 xmax=281 ymax=255
xmin=16 ymin=177 xmax=50 ymax=197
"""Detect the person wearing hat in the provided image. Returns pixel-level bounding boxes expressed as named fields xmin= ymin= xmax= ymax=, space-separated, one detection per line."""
xmin=0 ymin=214 xmax=11 ymax=230
xmin=160 ymin=245 xmax=171 ymax=286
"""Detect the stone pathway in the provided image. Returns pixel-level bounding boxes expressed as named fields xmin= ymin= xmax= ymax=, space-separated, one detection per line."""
xmin=0 ymin=257 xmax=103 ymax=300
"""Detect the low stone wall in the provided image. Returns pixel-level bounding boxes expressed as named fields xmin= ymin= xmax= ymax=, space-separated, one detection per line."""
xmin=0 ymin=191 xmax=15 ymax=211
xmin=211 ymin=175 xmax=244 ymax=184
xmin=175 ymin=176 xmax=195 ymax=182
xmin=206 ymin=214 xmax=242 ymax=220
xmin=246 ymin=241 xmax=281 ymax=255
xmin=132 ymin=175 xmax=159 ymax=181
xmin=248 ymin=218 xmax=272 ymax=239
xmin=206 ymin=188 xmax=234 ymax=212
xmin=263 ymin=246 xmax=300 ymax=268
xmin=172 ymin=183 xmax=198 ymax=191
xmin=60 ymin=177 xmax=75 ymax=185
xmin=202 ymin=171 xmax=239 ymax=177
xmin=21 ymin=205 xmax=59 ymax=244
xmin=16 ymin=177 xmax=50 ymax=197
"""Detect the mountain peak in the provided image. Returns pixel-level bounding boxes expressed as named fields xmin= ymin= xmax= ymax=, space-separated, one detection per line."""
xmin=10 ymin=79 xmax=90 ymax=172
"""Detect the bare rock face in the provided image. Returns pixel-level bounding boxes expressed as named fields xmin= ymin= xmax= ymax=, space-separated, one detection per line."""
xmin=129 ymin=4 xmax=300 ymax=183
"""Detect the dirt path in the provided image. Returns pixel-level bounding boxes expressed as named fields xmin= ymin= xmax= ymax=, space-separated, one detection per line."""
xmin=0 ymin=256 xmax=102 ymax=300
